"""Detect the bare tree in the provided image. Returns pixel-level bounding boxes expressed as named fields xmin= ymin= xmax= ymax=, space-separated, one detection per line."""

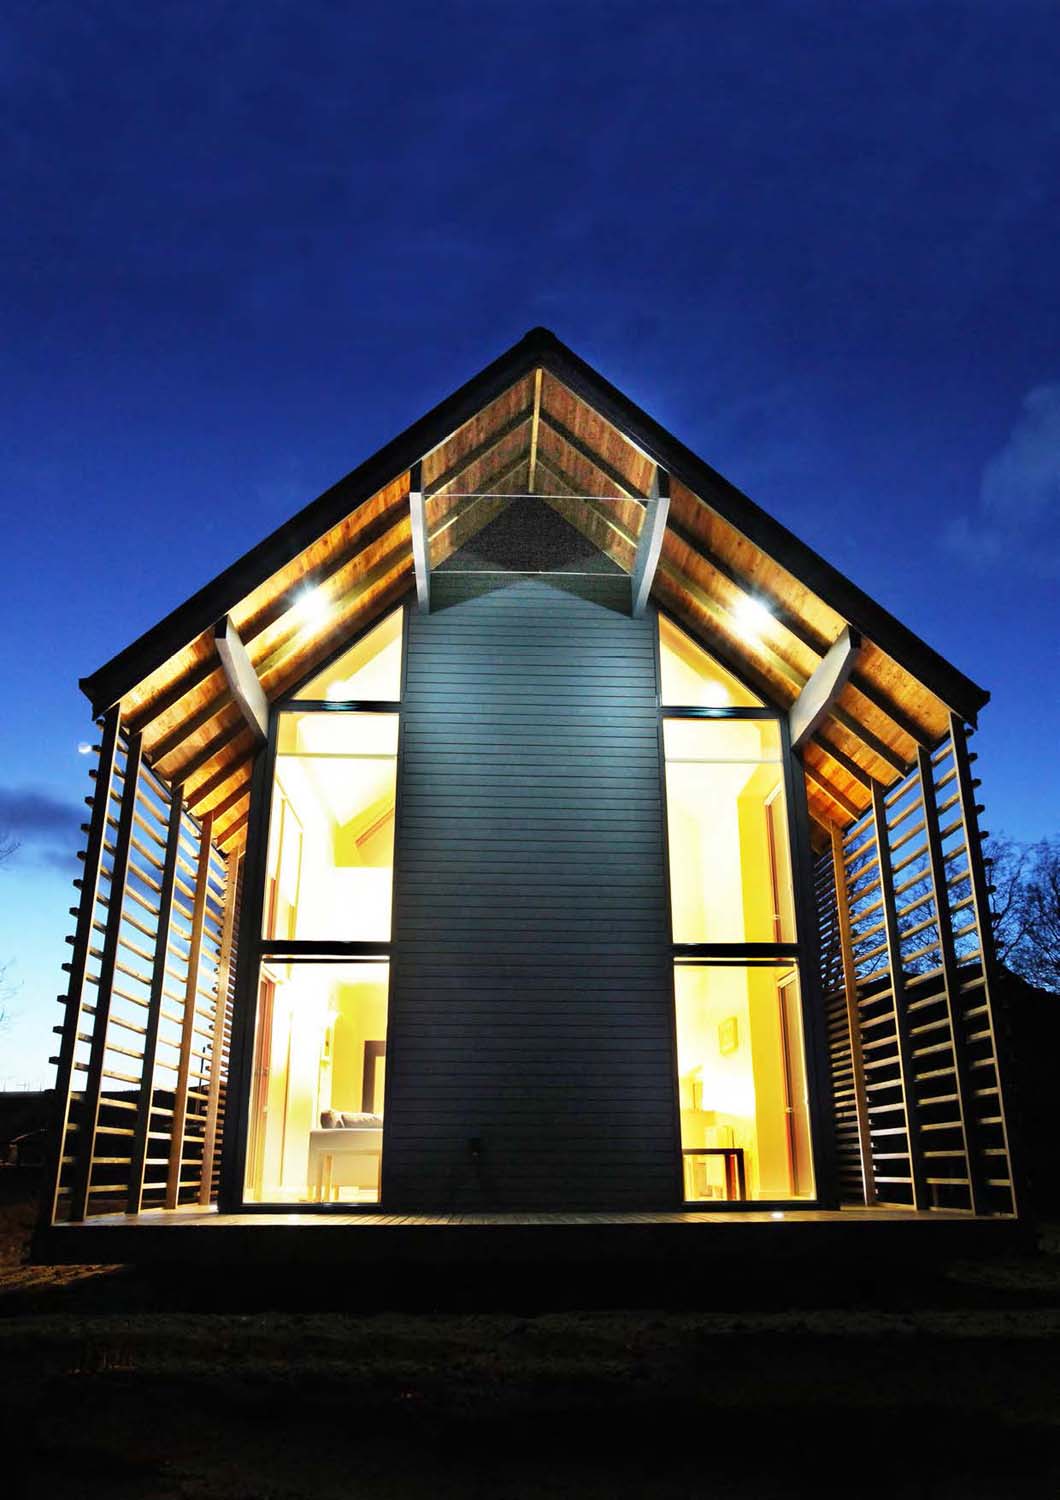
xmin=985 ymin=835 xmax=1034 ymax=970
xmin=988 ymin=834 xmax=1060 ymax=994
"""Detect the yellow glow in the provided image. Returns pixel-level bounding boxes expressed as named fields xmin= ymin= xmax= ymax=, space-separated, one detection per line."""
xmin=245 ymin=961 xmax=389 ymax=1206
xmin=295 ymin=607 xmax=403 ymax=701
xmin=296 ymin=586 xmax=331 ymax=627
xmin=658 ymin=615 xmax=762 ymax=708
xmin=663 ymin=719 xmax=793 ymax=945
xmin=675 ymin=965 xmax=814 ymax=1202
xmin=731 ymin=593 xmax=773 ymax=644
xmin=265 ymin=711 xmax=398 ymax=943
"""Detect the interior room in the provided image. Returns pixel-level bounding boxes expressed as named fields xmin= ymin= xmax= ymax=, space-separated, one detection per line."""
xmin=244 ymin=960 xmax=390 ymax=1204
xmin=663 ymin=716 xmax=794 ymax=946
xmin=245 ymin=614 xmax=402 ymax=1204
xmin=661 ymin=616 xmax=813 ymax=1201
xmin=674 ymin=963 xmax=814 ymax=1201
xmin=263 ymin=709 xmax=398 ymax=944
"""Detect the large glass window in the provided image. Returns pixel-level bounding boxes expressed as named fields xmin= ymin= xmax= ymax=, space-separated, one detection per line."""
xmin=293 ymin=608 xmax=403 ymax=701
xmin=659 ymin=614 xmax=762 ymax=709
xmin=659 ymin=613 xmax=814 ymax=1204
xmin=245 ymin=607 xmax=403 ymax=1207
xmin=263 ymin=712 xmax=398 ymax=943
xmin=245 ymin=960 xmax=389 ymax=1205
xmin=663 ymin=719 xmax=795 ymax=946
xmin=674 ymin=963 xmax=814 ymax=1201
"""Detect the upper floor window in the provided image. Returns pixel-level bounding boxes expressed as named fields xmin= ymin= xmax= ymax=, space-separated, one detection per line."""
xmin=292 ymin=607 xmax=403 ymax=702
xmin=659 ymin=614 xmax=762 ymax=709
xmin=663 ymin=717 xmax=794 ymax=946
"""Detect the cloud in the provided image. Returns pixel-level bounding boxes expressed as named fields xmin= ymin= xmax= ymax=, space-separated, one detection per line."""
xmin=944 ymin=384 xmax=1060 ymax=576
xmin=0 ymin=786 xmax=82 ymax=868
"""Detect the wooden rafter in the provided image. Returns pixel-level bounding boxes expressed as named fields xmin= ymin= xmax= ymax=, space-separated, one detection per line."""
xmin=527 ymin=368 xmax=543 ymax=494
xmin=425 ymin=404 xmax=533 ymax=497
xmin=804 ymin=761 xmax=864 ymax=821
xmin=662 ymin=507 xmax=933 ymax=749
xmin=538 ymin=407 xmax=646 ymax=500
xmin=124 ymin=494 xmax=410 ymax=739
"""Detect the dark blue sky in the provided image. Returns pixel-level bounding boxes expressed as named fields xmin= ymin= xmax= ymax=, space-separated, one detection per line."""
xmin=2 ymin=2 xmax=1058 ymax=1083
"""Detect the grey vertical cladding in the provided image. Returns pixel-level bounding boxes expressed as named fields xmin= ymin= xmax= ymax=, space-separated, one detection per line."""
xmin=384 ymin=574 xmax=679 ymax=1210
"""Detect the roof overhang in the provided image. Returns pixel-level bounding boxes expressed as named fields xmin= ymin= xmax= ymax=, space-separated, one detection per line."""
xmin=80 ymin=328 xmax=990 ymax=851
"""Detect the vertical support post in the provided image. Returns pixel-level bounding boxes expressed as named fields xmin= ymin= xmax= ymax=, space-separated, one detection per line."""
xmin=42 ymin=706 xmax=121 ymax=1227
xmin=917 ymin=744 xmax=984 ymax=1214
xmin=219 ymin=740 xmax=273 ymax=1211
xmin=69 ymin=730 xmax=144 ymax=1222
xmin=198 ymin=849 xmax=241 ymax=1205
xmin=631 ymin=466 xmax=670 ymax=617
xmin=782 ymin=730 xmax=840 ymax=1209
xmin=950 ymin=713 xmax=1019 ymax=1215
xmin=126 ymin=781 xmax=184 ymax=1214
xmin=871 ymin=782 xmax=930 ymax=1210
xmin=830 ymin=826 xmax=878 ymax=1205
xmin=408 ymin=459 xmax=430 ymax=613
xmin=166 ymin=810 xmax=213 ymax=1209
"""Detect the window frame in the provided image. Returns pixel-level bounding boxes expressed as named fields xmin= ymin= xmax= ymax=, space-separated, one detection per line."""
xmin=655 ymin=604 xmax=828 ymax=1208
xmin=222 ymin=603 xmax=409 ymax=1212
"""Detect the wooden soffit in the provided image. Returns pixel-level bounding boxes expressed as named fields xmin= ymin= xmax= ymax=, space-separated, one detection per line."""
xmin=81 ymin=329 xmax=989 ymax=851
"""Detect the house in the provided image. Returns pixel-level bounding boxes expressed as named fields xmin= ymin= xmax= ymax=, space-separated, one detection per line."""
xmin=35 ymin=329 xmax=1021 ymax=1264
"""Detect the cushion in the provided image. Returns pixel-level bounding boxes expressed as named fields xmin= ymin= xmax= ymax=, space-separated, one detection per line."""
xmin=339 ymin=1111 xmax=382 ymax=1128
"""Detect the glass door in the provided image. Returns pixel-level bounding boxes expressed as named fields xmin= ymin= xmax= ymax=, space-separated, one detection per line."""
xmin=242 ymin=610 xmax=403 ymax=1206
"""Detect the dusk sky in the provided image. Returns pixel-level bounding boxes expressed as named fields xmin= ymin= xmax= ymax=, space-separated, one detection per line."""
xmin=2 ymin=3 xmax=1059 ymax=1086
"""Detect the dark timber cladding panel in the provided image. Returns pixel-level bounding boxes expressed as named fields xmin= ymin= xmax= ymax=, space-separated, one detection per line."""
xmin=385 ymin=573 xmax=678 ymax=1210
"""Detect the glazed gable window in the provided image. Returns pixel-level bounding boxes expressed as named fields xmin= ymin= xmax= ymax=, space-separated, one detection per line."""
xmin=658 ymin=614 xmax=814 ymax=1204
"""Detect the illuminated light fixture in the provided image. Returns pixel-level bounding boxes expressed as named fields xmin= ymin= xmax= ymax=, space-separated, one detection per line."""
xmin=732 ymin=594 xmax=773 ymax=642
xmin=77 ymin=742 xmax=93 ymax=755
xmin=771 ymin=1211 xmax=785 ymax=1220
xmin=296 ymin=586 xmax=330 ymax=627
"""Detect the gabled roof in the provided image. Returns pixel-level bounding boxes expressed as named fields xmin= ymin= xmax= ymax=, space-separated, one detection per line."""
xmin=81 ymin=327 xmax=988 ymax=851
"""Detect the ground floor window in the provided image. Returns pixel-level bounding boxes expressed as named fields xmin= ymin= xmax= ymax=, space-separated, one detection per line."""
xmin=244 ymin=960 xmax=389 ymax=1205
xmin=674 ymin=963 xmax=814 ymax=1202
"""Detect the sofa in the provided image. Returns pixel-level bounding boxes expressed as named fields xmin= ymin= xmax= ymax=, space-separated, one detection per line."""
xmin=307 ymin=1110 xmax=384 ymax=1201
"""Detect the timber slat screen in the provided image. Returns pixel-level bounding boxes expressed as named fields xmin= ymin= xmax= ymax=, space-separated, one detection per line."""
xmin=814 ymin=717 xmax=1016 ymax=1216
xmin=48 ymin=724 xmax=239 ymax=1222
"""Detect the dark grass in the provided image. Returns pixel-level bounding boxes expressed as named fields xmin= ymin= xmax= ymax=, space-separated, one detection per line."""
xmin=3 ymin=1173 xmax=1059 ymax=1498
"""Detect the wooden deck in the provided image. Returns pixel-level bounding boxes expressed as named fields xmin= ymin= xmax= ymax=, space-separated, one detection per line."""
xmin=34 ymin=1203 xmax=1025 ymax=1267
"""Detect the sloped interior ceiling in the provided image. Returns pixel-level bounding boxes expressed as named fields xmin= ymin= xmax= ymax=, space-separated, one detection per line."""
xmin=90 ymin=338 xmax=977 ymax=854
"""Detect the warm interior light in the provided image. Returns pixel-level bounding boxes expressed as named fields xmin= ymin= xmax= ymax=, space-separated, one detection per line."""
xmin=658 ymin=615 xmax=762 ymax=709
xmin=732 ymin=594 xmax=772 ymax=642
xmin=296 ymin=586 xmax=330 ymax=626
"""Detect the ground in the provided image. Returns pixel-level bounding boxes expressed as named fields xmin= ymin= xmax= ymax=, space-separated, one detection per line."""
xmin=2 ymin=1176 xmax=1059 ymax=1498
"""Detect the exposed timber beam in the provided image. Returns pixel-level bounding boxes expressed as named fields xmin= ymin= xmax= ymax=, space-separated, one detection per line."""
xmin=789 ymin=626 xmax=862 ymax=751
xmin=408 ymin=460 xmax=430 ymax=612
xmin=538 ymin=408 xmax=646 ymax=499
xmin=213 ymin=615 xmax=268 ymax=742
xmin=527 ymin=369 xmax=543 ymax=494
xmin=812 ymin=730 xmax=875 ymax=790
xmin=663 ymin=508 xmax=932 ymax=746
xmin=804 ymin=762 xmax=864 ymax=821
xmin=631 ymin=467 xmax=670 ymax=617
xmin=424 ymin=405 xmax=533 ymax=498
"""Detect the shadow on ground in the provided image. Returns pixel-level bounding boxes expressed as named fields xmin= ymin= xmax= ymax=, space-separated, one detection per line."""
xmin=3 ymin=1175 xmax=1059 ymax=1498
